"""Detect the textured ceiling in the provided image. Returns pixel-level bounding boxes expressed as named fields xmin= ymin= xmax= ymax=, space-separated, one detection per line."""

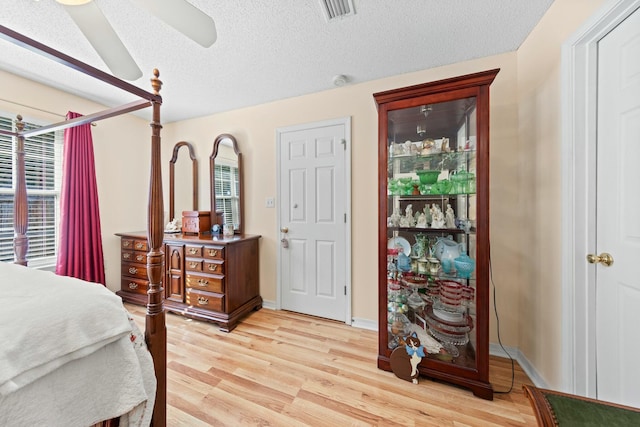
xmin=0 ymin=1 xmax=554 ymax=123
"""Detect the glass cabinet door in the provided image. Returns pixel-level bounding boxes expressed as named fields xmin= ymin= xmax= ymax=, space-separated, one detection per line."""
xmin=385 ymin=97 xmax=478 ymax=365
xmin=376 ymin=69 xmax=498 ymax=400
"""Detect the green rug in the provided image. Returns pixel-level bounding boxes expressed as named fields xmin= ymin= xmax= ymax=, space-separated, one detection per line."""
xmin=546 ymin=393 xmax=640 ymax=426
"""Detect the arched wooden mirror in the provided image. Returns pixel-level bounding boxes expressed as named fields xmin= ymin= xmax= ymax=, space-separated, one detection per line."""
xmin=210 ymin=134 xmax=243 ymax=234
xmin=169 ymin=141 xmax=198 ymax=222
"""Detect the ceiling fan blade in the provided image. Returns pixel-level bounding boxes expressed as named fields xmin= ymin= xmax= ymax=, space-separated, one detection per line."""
xmin=133 ymin=0 xmax=216 ymax=48
xmin=62 ymin=2 xmax=142 ymax=80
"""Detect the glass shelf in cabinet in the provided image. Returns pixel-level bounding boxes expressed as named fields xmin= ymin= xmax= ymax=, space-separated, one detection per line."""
xmin=436 ymin=272 xmax=477 ymax=281
xmin=387 ymin=226 xmax=472 ymax=235
xmin=388 ymin=149 xmax=476 ymax=162
xmin=386 ymin=192 xmax=476 ymax=197
xmin=391 ymin=195 xmax=454 ymax=200
xmin=388 ymin=150 xmax=476 ymax=174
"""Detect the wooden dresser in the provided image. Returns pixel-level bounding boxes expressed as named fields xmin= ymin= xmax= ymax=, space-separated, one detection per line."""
xmin=116 ymin=231 xmax=262 ymax=332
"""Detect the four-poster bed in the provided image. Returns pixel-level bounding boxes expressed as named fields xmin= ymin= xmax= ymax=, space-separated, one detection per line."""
xmin=0 ymin=25 xmax=167 ymax=426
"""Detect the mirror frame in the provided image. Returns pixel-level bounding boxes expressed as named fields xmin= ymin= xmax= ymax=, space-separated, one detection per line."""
xmin=210 ymin=134 xmax=243 ymax=234
xmin=169 ymin=141 xmax=198 ymax=221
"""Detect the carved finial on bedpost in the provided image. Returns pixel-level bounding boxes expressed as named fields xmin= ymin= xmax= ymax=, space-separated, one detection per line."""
xmin=151 ymin=68 xmax=162 ymax=96
xmin=14 ymin=115 xmax=28 ymax=266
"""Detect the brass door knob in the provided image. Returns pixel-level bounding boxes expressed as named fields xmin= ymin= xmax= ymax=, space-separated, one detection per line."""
xmin=586 ymin=252 xmax=614 ymax=267
xmin=280 ymin=227 xmax=288 ymax=233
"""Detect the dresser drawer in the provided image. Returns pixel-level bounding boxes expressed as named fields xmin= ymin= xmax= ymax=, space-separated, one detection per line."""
xmin=120 ymin=277 xmax=148 ymax=295
xmin=203 ymin=246 xmax=224 ymax=260
xmin=122 ymin=262 xmax=148 ymax=279
xmin=185 ymin=259 xmax=203 ymax=272
xmin=186 ymin=273 xmax=224 ymax=293
xmin=122 ymin=251 xmax=147 ymax=264
xmin=186 ymin=259 xmax=224 ymax=274
xmin=132 ymin=240 xmax=148 ymax=251
xmin=185 ymin=245 xmax=203 ymax=257
xmin=121 ymin=238 xmax=148 ymax=252
xmin=186 ymin=288 xmax=224 ymax=312
xmin=203 ymin=260 xmax=224 ymax=275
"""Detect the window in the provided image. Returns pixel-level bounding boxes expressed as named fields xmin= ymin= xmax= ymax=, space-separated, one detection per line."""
xmin=0 ymin=115 xmax=62 ymax=265
xmin=214 ymin=164 xmax=239 ymax=229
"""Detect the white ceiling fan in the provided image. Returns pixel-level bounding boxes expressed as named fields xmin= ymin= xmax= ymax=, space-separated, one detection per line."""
xmin=56 ymin=0 xmax=217 ymax=80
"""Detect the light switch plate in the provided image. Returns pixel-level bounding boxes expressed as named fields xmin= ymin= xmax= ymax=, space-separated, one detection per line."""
xmin=265 ymin=197 xmax=275 ymax=208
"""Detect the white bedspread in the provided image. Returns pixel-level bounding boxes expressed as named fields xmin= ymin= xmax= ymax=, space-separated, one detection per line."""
xmin=0 ymin=262 xmax=132 ymax=395
xmin=0 ymin=262 xmax=156 ymax=426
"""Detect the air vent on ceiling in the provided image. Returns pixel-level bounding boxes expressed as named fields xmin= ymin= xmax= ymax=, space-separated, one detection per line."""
xmin=320 ymin=0 xmax=355 ymax=21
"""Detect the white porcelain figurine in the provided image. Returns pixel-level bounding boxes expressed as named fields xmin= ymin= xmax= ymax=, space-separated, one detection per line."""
xmin=430 ymin=204 xmax=445 ymax=229
xmin=445 ymin=204 xmax=456 ymax=229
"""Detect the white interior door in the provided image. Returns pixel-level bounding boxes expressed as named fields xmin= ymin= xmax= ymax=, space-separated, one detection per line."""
xmin=277 ymin=118 xmax=350 ymax=322
xmin=594 ymin=6 xmax=640 ymax=407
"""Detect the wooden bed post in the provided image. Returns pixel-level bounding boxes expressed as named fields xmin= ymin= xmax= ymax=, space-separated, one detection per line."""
xmin=146 ymin=69 xmax=167 ymax=427
xmin=13 ymin=115 xmax=28 ymax=266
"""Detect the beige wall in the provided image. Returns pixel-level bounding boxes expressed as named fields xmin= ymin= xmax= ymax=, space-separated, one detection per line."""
xmin=515 ymin=0 xmax=606 ymax=388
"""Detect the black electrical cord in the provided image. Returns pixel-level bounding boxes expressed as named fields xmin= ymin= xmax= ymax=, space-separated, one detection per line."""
xmin=489 ymin=247 xmax=515 ymax=394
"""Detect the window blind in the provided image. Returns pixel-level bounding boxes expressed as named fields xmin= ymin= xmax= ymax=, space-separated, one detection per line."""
xmin=0 ymin=115 xmax=61 ymax=264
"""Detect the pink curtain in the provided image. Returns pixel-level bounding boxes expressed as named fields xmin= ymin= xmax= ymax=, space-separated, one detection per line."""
xmin=55 ymin=112 xmax=105 ymax=285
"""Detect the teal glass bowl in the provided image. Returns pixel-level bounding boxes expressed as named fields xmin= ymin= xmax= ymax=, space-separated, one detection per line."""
xmin=454 ymin=254 xmax=475 ymax=279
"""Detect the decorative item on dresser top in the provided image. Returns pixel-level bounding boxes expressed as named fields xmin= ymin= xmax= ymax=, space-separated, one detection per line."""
xmin=116 ymin=231 xmax=262 ymax=332
xmin=181 ymin=210 xmax=211 ymax=234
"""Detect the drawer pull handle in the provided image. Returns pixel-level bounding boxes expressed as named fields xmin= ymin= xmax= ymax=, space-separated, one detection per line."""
xmin=189 ymin=248 xmax=198 ymax=254
xmin=208 ymin=264 xmax=218 ymax=272
xmin=197 ymin=279 xmax=209 ymax=287
xmin=123 ymin=253 xmax=131 ymax=259
xmin=135 ymin=243 xmax=144 ymax=249
xmin=189 ymin=262 xmax=198 ymax=268
xmin=129 ymin=267 xmax=138 ymax=274
xmin=197 ymin=296 xmax=208 ymax=305
xmin=123 ymin=241 xmax=131 ymax=247
xmin=128 ymin=282 xmax=138 ymax=290
xmin=136 ymin=255 xmax=144 ymax=262
xmin=208 ymin=249 xmax=218 ymax=257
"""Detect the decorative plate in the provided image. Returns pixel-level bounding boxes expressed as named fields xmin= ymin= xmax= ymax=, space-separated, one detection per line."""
xmin=388 ymin=236 xmax=411 ymax=256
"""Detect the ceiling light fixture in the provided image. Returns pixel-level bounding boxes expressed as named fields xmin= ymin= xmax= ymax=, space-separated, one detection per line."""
xmin=333 ymin=74 xmax=348 ymax=87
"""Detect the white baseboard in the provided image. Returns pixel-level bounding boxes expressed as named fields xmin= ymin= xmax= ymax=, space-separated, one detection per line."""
xmin=490 ymin=342 xmax=548 ymax=388
xmin=261 ymin=300 xmax=377 ymax=330
xmin=351 ymin=317 xmax=378 ymax=331
xmin=261 ymin=299 xmax=276 ymax=310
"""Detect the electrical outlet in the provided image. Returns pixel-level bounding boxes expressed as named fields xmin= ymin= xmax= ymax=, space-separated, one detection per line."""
xmin=265 ymin=197 xmax=275 ymax=208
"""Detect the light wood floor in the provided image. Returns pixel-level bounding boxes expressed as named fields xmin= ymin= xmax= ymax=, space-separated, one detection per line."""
xmin=125 ymin=304 xmax=537 ymax=426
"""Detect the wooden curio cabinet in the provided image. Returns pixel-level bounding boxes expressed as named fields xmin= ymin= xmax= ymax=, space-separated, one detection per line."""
xmin=375 ymin=69 xmax=499 ymax=400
